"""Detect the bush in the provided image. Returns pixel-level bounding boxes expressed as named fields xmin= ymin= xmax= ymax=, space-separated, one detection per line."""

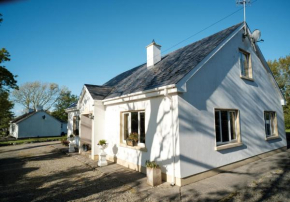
xmin=145 ymin=160 xmax=159 ymax=168
xmin=61 ymin=140 xmax=69 ymax=146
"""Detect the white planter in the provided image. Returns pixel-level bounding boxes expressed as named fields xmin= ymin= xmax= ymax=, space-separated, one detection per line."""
xmin=68 ymin=137 xmax=75 ymax=153
xmin=98 ymin=144 xmax=108 ymax=166
xmin=147 ymin=167 xmax=162 ymax=186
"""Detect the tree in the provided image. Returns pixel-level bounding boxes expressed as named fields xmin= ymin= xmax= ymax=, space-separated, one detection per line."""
xmin=267 ymin=54 xmax=290 ymax=129
xmin=0 ymin=13 xmax=18 ymax=135
xmin=12 ymin=81 xmax=64 ymax=111
xmin=0 ymin=91 xmax=14 ymax=134
xmin=51 ymin=90 xmax=78 ymax=122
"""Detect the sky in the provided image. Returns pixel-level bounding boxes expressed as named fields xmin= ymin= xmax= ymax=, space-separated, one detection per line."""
xmin=1 ymin=0 xmax=290 ymax=115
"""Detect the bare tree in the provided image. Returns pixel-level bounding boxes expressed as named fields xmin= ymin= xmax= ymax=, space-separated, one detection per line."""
xmin=12 ymin=81 xmax=65 ymax=111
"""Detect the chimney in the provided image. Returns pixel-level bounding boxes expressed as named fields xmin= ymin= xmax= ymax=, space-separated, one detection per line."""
xmin=146 ymin=39 xmax=161 ymax=68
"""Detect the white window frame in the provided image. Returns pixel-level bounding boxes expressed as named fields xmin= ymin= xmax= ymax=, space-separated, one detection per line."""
xmin=215 ymin=110 xmax=238 ymax=146
xmin=239 ymin=49 xmax=252 ymax=79
xmin=122 ymin=111 xmax=145 ymax=146
xmin=264 ymin=111 xmax=277 ymax=137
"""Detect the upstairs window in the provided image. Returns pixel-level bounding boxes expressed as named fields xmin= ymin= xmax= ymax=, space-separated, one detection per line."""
xmin=264 ymin=111 xmax=278 ymax=137
xmin=215 ymin=109 xmax=239 ymax=145
xmin=122 ymin=111 xmax=146 ymax=146
xmin=239 ymin=49 xmax=252 ymax=79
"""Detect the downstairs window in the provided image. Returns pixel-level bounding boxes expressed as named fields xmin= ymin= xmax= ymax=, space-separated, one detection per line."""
xmin=122 ymin=111 xmax=145 ymax=146
xmin=215 ymin=109 xmax=239 ymax=146
xmin=264 ymin=111 xmax=278 ymax=138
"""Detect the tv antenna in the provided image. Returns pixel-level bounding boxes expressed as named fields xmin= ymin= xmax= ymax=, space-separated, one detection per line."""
xmin=236 ymin=0 xmax=251 ymax=35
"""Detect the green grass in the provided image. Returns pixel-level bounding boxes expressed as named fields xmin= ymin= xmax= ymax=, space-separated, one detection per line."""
xmin=286 ymin=129 xmax=290 ymax=133
xmin=0 ymin=136 xmax=67 ymax=146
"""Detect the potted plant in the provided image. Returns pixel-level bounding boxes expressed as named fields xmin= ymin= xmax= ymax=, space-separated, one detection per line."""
xmin=126 ymin=132 xmax=138 ymax=146
xmin=146 ymin=160 xmax=162 ymax=186
xmin=97 ymin=139 xmax=108 ymax=166
xmin=97 ymin=139 xmax=108 ymax=150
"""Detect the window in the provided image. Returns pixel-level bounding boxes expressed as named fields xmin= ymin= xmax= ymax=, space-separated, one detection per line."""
xmin=239 ymin=49 xmax=252 ymax=79
xmin=215 ymin=109 xmax=239 ymax=145
xmin=122 ymin=111 xmax=145 ymax=145
xmin=264 ymin=111 xmax=278 ymax=137
xmin=73 ymin=116 xmax=79 ymax=135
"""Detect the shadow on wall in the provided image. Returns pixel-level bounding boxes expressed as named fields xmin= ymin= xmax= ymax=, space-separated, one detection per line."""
xmin=178 ymin=44 xmax=286 ymax=174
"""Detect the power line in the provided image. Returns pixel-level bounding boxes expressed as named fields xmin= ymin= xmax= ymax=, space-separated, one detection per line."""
xmin=160 ymin=0 xmax=258 ymax=56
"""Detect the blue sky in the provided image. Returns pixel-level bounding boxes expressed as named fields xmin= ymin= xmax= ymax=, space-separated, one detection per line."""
xmin=1 ymin=0 xmax=290 ymax=115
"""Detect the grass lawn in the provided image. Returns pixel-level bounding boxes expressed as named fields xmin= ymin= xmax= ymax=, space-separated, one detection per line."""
xmin=286 ymin=129 xmax=290 ymax=133
xmin=0 ymin=136 xmax=67 ymax=146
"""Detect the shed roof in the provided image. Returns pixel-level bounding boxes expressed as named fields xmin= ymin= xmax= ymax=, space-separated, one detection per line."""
xmin=11 ymin=111 xmax=37 ymax=123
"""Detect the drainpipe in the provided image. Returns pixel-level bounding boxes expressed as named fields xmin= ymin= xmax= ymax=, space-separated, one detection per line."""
xmin=164 ymin=88 xmax=175 ymax=186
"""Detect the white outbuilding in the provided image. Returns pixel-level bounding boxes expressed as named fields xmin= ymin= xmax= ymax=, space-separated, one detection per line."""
xmin=10 ymin=108 xmax=67 ymax=139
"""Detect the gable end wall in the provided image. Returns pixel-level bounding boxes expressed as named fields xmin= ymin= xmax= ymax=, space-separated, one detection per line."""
xmin=18 ymin=111 xmax=62 ymax=138
xmin=178 ymin=29 xmax=286 ymax=178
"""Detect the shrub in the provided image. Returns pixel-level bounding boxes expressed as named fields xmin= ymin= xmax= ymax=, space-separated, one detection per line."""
xmin=61 ymin=140 xmax=69 ymax=146
xmin=98 ymin=139 xmax=106 ymax=145
xmin=145 ymin=160 xmax=159 ymax=168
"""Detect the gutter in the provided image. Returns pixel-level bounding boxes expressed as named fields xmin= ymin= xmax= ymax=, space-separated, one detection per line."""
xmin=102 ymin=84 xmax=183 ymax=105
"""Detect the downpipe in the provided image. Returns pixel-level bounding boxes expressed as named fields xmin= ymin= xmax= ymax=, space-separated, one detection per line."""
xmin=164 ymin=88 xmax=176 ymax=186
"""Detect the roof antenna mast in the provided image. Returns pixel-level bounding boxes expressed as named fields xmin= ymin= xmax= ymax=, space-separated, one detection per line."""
xmin=236 ymin=0 xmax=251 ymax=35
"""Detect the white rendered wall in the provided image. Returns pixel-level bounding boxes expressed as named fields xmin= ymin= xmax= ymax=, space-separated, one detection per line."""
xmin=178 ymin=29 xmax=286 ymax=178
xmin=67 ymin=110 xmax=79 ymax=136
xmin=104 ymin=95 xmax=181 ymax=178
xmin=9 ymin=123 xmax=18 ymax=138
xmin=78 ymin=89 xmax=94 ymax=151
xmin=17 ymin=111 xmax=62 ymax=138
xmin=78 ymin=90 xmax=94 ymax=115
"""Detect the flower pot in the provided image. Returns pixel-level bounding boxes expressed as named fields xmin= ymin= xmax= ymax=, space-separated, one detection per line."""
xmin=126 ymin=139 xmax=137 ymax=146
xmin=97 ymin=143 xmax=108 ymax=167
xmin=146 ymin=167 xmax=162 ymax=186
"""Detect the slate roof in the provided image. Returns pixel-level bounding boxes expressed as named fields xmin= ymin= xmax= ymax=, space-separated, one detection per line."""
xmin=84 ymin=84 xmax=113 ymax=100
xmin=87 ymin=22 xmax=243 ymax=100
xmin=67 ymin=102 xmax=77 ymax=109
xmin=11 ymin=111 xmax=37 ymax=123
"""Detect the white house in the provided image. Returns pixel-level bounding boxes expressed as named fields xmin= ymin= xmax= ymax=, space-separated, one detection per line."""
xmin=66 ymin=22 xmax=287 ymax=186
xmin=10 ymin=108 xmax=67 ymax=139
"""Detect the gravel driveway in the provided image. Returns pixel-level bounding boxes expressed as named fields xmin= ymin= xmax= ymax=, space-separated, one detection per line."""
xmin=0 ymin=142 xmax=165 ymax=202
xmin=1 ymin=142 xmax=289 ymax=202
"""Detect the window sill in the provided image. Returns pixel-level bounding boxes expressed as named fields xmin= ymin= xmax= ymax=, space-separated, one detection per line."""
xmin=119 ymin=143 xmax=147 ymax=152
xmin=240 ymin=76 xmax=254 ymax=81
xmin=215 ymin=142 xmax=243 ymax=151
xmin=265 ymin=136 xmax=280 ymax=141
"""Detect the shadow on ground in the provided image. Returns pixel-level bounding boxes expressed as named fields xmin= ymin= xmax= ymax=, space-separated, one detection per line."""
xmin=0 ymin=143 xmax=178 ymax=202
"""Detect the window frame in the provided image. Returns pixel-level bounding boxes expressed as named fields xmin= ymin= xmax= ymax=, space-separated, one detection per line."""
xmin=214 ymin=108 xmax=242 ymax=150
xmin=264 ymin=111 xmax=278 ymax=138
xmin=239 ymin=49 xmax=253 ymax=80
xmin=121 ymin=110 xmax=146 ymax=147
